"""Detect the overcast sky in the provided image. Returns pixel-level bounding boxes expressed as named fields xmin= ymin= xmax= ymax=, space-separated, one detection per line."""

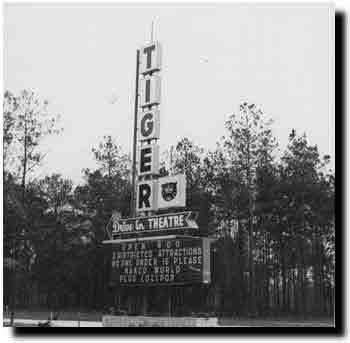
xmin=4 ymin=3 xmax=334 ymax=184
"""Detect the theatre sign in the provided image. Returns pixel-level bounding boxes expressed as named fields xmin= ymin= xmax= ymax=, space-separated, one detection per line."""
xmin=111 ymin=211 xmax=199 ymax=238
xmin=104 ymin=39 xmax=211 ymax=288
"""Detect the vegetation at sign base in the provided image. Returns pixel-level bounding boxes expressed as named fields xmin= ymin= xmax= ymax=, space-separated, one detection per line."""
xmin=3 ymin=91 xmax=334 ymax=318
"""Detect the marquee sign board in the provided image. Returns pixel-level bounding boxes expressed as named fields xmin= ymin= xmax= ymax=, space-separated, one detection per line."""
xmin=138 ymin=110 xmax=160 ymax=141
xmin=140 ymin=42 xmax=162 ymax=75
xmin=137 ymin=144 xmax=159 ymax=177
xmin=139 ymin=75 xmax=161 ymax=108
xmin=111 ymin=211 xmax=199 ymax=237
xmin=108 ymin=236 xmax=211 ymax=286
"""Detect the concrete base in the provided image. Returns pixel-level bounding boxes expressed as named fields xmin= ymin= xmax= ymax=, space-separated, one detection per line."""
xmin=102 ymin=315 xmax=218 ymax=327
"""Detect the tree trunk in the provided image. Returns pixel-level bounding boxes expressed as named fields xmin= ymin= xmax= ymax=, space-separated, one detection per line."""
xmin=265 ymin=241 xmax=270 ymax=314
xmin=263 ymin=232 xmax=269 ymax=314
xmin=281 ymin=246 xmax=286 ymax=312
xmin=21 ymin=119 xmax=28 ymax=205
xmin=248 ymin=185 xmax=255 ymax=315
xmin=237 ymin=223 xmax=245 ymax=311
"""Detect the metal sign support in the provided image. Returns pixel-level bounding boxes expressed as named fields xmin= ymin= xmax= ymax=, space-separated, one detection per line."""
xmin=130 ymin=49 xmax=140 ymax=218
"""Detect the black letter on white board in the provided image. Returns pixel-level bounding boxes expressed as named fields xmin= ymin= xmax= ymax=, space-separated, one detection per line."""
xmin=143 ymin=45 xmax=156 ymax=69
xmin=140 ymin=147 xmax=152 ymax=173
xmin=138 ymin=183 xmax=151 ymax=209
xmin=145 ymin=78 xmax=151 ymax=103
xmin=141 ymin=112 xmax=154 ymax=137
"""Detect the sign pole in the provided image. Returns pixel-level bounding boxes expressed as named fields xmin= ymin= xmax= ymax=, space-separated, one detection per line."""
xmin=151 ymin=21 xmax=154 ymax=42
xmin=130 ymin=49 xmax=140 ymax=218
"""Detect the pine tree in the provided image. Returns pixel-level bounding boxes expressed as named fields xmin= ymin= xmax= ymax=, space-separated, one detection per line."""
xmin=224 ymin=102 xmax=277 ymax=315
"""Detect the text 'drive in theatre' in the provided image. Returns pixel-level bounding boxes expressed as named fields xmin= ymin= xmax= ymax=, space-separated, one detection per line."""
xmin=111 ymin=211 xmax=199 ymax=237
xmin=109 ymin=237 xmax=211 ymax=286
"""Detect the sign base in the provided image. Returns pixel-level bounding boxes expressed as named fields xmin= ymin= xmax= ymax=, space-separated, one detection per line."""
xmin=102 ymin=315 xmax=218 ymax=327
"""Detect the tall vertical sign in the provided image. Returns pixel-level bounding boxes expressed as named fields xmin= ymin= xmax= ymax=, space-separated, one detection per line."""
xmin=135 ymin=41 xmax=187 ymax=213
xmin=104 ymin=40 xmax=209 ymax=289
xmin=137 ymin=41 xmax=161 ymax=213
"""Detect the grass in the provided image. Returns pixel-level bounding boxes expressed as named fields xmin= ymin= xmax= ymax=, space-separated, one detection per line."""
xmin=3 ymin=309 xmax=102 ymax=322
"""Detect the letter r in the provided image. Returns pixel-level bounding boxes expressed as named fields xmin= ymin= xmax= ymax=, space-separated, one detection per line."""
xmin=138 ymin=183 xmax=152 ymax=210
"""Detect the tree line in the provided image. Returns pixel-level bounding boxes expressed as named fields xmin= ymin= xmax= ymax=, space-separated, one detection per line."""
xmin=3 ymin=90 xmax=334 ymax=318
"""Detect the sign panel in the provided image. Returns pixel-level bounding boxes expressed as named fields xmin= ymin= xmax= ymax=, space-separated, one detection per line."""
xmin=137 ymin=144 xmax=159 ymax=176
xmin=109 ymin=236 xmax=211 ymax=286
xmin=136 ymin=180 xmax=157 ymax=212
xmin=140 ymin=41 xmax=162 ymax=75
xmin=138 ymin=110 xmax=160 ymax=141
xmin=111 ymin=211 xmax=199 ymax=237
xmin=157 ymin=174 xmax=186 ymax=209
xmin=139 ymin=75 xmax=161 ymax=108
